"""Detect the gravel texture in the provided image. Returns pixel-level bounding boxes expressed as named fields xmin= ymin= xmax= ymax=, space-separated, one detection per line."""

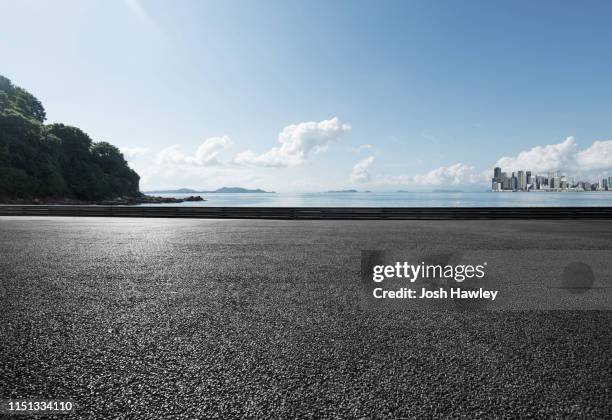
xmin=0 ymin=217 xmax=610 ymax=418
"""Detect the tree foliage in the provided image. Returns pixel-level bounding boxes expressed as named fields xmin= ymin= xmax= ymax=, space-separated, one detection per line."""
xmin=0 ymin=75 xmax=140 ymax=200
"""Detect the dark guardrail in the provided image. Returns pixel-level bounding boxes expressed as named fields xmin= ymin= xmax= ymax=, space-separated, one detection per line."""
xmin=1 ymin=205 xmax=612 ymax=219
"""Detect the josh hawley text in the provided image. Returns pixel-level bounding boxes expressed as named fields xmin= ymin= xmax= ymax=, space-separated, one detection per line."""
xmin=372 ymin=287 xmax=498 ymax=301
xmin=371 ymin=262 xmax=498 ymax=301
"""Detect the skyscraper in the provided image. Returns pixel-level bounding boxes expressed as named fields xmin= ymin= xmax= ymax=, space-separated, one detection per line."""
xmin=502 ymin=172 xmax=510 ymax=190
xmin=491 ymin=167 xmax=502 ymax=191
xmin=518 ymin=171 xmax=526 ymax=191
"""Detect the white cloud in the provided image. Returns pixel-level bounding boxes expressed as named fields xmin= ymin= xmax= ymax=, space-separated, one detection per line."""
xmin=120 ymin=147 xmax=149 ymax=159
xmin=156 ymin=136 xmax=232 ymax=166
xmin=496 ymin=137 xmax=578 ymax=173
xmin=376 ymin=163 xmax=481 ymax=188
xmin=192 ymin=136 xmax=233 ymax=165
xmin=576 ymin=140 xmax=612 ymax=171
xmin=412 ymin=163 xmax=478 ymax=186
xmin=350 ymin=156 xmax=375 ymax=183
xmin=156 ymin=145 xmax=186 ymax=165
xmin=235 ymin=117 xmax=351 ymax=167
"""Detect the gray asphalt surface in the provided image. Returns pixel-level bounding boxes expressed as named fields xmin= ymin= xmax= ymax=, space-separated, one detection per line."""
xmin=0 ymin=217 xmax=610 ymax=418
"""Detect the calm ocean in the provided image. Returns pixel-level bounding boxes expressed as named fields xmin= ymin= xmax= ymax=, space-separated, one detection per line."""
xmin=140 ymin=191 xmax=612 ymax=207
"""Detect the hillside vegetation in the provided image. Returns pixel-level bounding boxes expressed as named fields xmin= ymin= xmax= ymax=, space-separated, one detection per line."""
xmin=0 ymin=75 xmax=140 ymax=200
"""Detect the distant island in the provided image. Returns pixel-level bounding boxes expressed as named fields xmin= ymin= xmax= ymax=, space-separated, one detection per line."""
xmin=0 ymin=75 xmax=202 ymax=205
xmin=145 ymin=187 xmax=275 ymax=194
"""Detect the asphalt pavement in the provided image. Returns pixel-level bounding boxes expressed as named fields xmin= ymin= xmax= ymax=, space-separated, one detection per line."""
xmin=0 ymin=217 xmax=610 ymax=418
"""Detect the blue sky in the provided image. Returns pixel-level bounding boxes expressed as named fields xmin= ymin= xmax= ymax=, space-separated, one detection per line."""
xmin=1 ymin=0 xmax=611 ymax=191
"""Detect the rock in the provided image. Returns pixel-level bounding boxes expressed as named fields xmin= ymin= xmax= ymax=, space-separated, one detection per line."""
xmin=184 ymin=196 xmax=204 ymax=202
xmin=0 ymin=194 xmax=206 ymax=205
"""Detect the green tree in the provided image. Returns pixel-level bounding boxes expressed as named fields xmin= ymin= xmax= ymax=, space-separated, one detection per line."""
xmin=0 ymin=75 xmax=141 ymax=200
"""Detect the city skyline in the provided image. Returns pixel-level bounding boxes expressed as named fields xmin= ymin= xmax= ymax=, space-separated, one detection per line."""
xmin=492 ymin=167 xmax=611 ymax=192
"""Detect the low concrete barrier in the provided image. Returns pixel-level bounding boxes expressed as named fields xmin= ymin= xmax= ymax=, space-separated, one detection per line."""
xmin=1 ymin=205 xmax=611 ymax=219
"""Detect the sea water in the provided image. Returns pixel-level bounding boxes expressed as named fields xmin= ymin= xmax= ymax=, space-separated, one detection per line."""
xmin=139 ymin=191 xmax=612 ymax=207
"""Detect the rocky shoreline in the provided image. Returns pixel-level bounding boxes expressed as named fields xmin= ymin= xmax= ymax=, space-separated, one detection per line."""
xmin=0 ymin=194 xmax=205 ymax=205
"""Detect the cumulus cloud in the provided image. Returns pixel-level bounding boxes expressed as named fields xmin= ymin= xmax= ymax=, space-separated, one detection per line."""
xmin=235 ymin=117 xmax=351 ymax=167
xmin=156 ymin=136 xmax=232 ymax=166
xmin=120 ymin=147 xmax=149 ymax=159
xmin=375 ymin=163 xmax=481 ymax=188
xmin=495 ymin=137 xmax=578 ymax=173
xmin=576 ymin=140 xmax=612 ymax=171
xmin=412 ymin=163 xmax=478 ymax=186
xmin=350 ymin=156 xmax=375 ymax=183
xmin=495 ymin=136 xmax=612 ymax=174
xmin=156 ymin=145 xmax=187 ymax=165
